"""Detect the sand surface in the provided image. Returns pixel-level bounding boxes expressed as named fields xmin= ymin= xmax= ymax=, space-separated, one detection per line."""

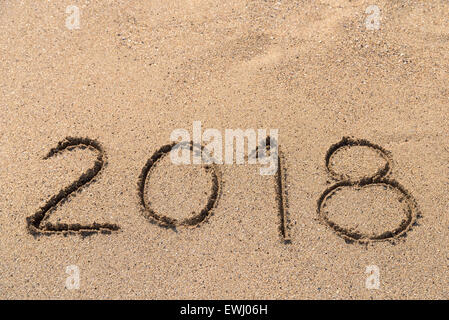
xmin=0 ymin=0 xmax=447 ymax=299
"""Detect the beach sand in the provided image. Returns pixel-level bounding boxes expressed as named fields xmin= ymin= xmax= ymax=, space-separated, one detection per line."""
xmin=0 ymin=0 xmax=447 ymax=299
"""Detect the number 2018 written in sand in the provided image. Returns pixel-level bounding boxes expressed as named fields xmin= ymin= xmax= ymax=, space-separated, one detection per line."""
xmin=26 ymin=136 xmax=421 ymax=245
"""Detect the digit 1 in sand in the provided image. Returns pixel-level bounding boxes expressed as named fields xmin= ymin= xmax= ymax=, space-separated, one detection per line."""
xmin=275 ymin=145 xmax=290 ymax=243
xmin=255 ymin=135 xmax=291 ymax=243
